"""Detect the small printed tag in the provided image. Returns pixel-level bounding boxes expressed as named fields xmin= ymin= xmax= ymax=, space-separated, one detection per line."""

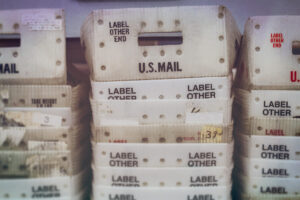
xmin=28 ymin=141 xmax=67 ymax=151
xmin=22 ymin=13 xmax=62 ymax=31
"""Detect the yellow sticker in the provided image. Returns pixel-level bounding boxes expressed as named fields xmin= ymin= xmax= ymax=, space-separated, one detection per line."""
xmin=200 ymin=126 xmax=223 ymax=143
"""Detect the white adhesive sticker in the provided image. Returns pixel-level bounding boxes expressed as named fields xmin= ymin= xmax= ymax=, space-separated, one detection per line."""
xmin=3 ymin=107 xmax=72 ymax=127
xmin=92 ymin=123 xmax=233 ymax=143
xmin=91 ymin=76 xmax=231 ymax=100
xmin=32 ymin=113 xmax=62 ymax=127
xmin=92 ymin=185 xmax=232 ymax=200
xmin=235 ymin=89 xmax=300 ymax=119
xmin=237 ymin=117 xmax=300 ymax=137
xmin=237 ymin=155 xmax=300 ymax=178
xmin=0 ymin=167 xmax=88 ymax=199
xmin=81 ymin=6 xmax=241 ymax=81
xmin=236 ymin=134 xmax=300 ymax=160
xmin=93 ymin=142 xmax=234 ymax=168
xmin=238 ymin=173 xmax=300 ymax=197
xmin=22 ymin=13 xmax=62 ymax=31
xmin=91 ymin=98 xmax=233 ymax=126
xmin=93 ymin=166 xmax=232 ymax=187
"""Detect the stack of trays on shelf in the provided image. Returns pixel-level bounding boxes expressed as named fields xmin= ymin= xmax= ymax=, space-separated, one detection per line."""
xmin=234 ymin=16 xmax=300 ymax=199
xmin=81 ymin=6 xmax=241 ymax=200
xmin=0 ymin=9 xmax=91 ymax=200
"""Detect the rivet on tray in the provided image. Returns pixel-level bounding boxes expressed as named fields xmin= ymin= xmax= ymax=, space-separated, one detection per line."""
xmin=143 ymin=158 xmax=148 ymax=163
xmin=160 ymin=158 xmax=165 ymax=163
xmin=176 ymin=114 xmax=182 ymax=119
xmin=255 ymin=24 xmax=260 ymax=30
xmin=255 ymin=97 xmax=260 ymax=102
xmin=157 ymin=21 xmax=163 ymax=27
xmin=19 ymin=99 xmax=25 ymax=104
xmin=143 ymin=51 xmax=147 ymax=57
xmin=98 ymin=19 xmax=103 ymax=25
xmin=218 ymin=13 xmax=224 ymax=19
xmin=219 ymin=58 xmax=225 ymax=63
xmin=13 ymin=23 xmax=19 ymax=29
xmin=160 ymin=182 xmax=165 ymax=186
xmin=176 ymin=49 xmax=182 ymax=55
xmin=12 ymin=51 xmax=18 ymax=58
xmin=175 ymin=20 xmax=180 ymax=26
xmin=176 ymin=137 xmax=183 ymax=143
xmin=176 ymin=182 xmax=182 ymax=186
xmin=104 ymin=131 xmax=110 ymax=137
xmin=160 ymin=50 xmax=165 ymax=56
xmin=142 ymin=138 xmax=148 ymax=143
xmin=255 ymin=46 xmax=260 ymax=52
xmin=159 ymin=137 xmax=166 ymax=143
xmin=141 ymin=21 xmax=146 ymax=28
xmin=219 ymin=35 xmax=224 ymax=41
xmin=99 ymin=42 xmax=105 ymax=48
xmin=159 ymin=114 xmax=165 ymax=119
xmin=142 ymin=114 xmax=148 ymax=119
xmin=100 ymin=65 xmax=106 ymax=71
xmin=56 ymin=38 xmax=62 ymax=43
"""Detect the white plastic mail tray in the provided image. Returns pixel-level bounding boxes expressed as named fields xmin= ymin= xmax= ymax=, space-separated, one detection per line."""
xmin=237 ymin=155 xmax=300 ymax=178
xmin=0 ymin=167 xmax=89 ymax=199
xmin=236 ymin=15 xmax=300 ymax=90
xmin=90 ymin=98 xmax=233 ymax=126
xmin=236 ymin=117 xmax=300 ymax=137
xmin=234 ymin=89 xmax=300 ymax=119
xmin=92 ymin=185 xmax=232 ymax=200
xmin=91 ymin=122 xmax=233 ymax=143
xmin=92 ymin=142 xmax=234 ymax=168
xmin=236 ymin=134 xmax=300 ymax=160
xmin=91 ymin=76 xmax=232 ymax=100
xmin=92 ymin=166 xmax=232 ymax=187
xmin=237 ymin=173 xmax=300 ymax=198
xmin=0 ymin=125 xmax=90 ymax=151
xmin=81 ymin=6 xmax=241 ymax=81
xmin=0 ymin=9 xmax=66 ymax=84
